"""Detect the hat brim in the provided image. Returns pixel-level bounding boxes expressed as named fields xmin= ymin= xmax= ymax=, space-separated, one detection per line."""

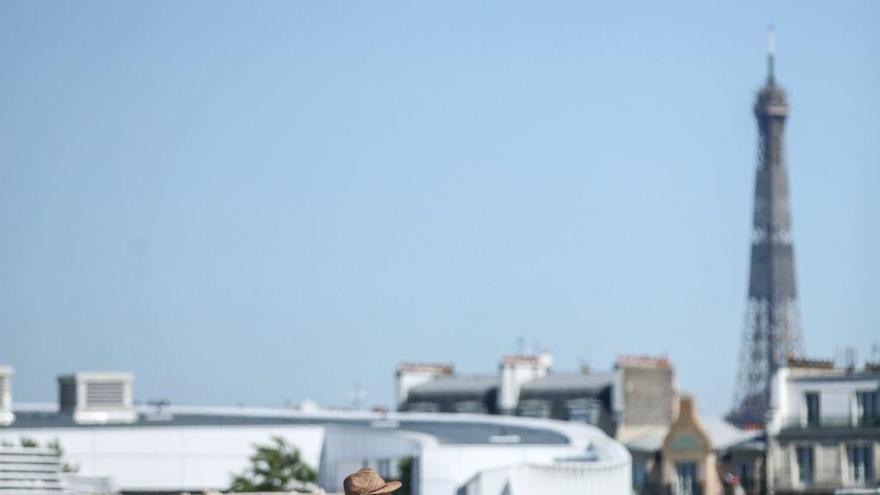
xmin=367 ymin=480 xmax=403 ymax=494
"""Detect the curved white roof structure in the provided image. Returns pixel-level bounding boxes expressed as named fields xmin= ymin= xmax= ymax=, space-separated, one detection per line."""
xmin=3 ymin=404 xmax=630 ymax=495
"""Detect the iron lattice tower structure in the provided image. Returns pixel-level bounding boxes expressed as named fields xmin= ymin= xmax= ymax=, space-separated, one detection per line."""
xmin=731 ymin=30 xmax=803 ymax=426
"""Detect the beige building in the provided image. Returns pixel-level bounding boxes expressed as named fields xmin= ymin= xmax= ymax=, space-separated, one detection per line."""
xmin=660 ymin=396 xmax=724 ymax=495
xmin=627 ymin=394 xmax=762 ymax=495
xmin=614 ymin=355 xmax=679 ymax=445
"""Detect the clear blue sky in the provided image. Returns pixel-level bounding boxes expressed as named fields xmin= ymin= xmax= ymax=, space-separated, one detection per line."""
xmin=1 ymin=1 xmax=878 ymax=416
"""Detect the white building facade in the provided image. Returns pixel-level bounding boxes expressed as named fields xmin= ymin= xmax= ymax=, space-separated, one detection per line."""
xmin=767 ymin=361 xmax=880 ymax=494
xmin=2 ymin=406 xmax=630 ymax=495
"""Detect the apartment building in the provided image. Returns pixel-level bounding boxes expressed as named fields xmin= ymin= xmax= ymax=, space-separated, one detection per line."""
xmin=766 ymin=359 xmax=880 ymax=494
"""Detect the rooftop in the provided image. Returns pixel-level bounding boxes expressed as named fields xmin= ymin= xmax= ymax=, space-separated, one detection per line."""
xmin=520 ymin=373 xmax=613 ymax=394
xmin=615 ymin=355 xmax=670 ymax=368
xmin=787 ymin=357 xmax=834 ymax=369
xmin=625 ymin=416 xmax=758 ymax=453
xmin=397 ymin=363 xmax=454 ymax=374
xmin=408 ymin=374 xmax=498 ymax=397
xmin=788 ymin=371 xmax=880 ymax=384
xmin=500 ymin=355 xmax=542 ymax=365
xmin=2 ymin=404 xmax=577 ymax=446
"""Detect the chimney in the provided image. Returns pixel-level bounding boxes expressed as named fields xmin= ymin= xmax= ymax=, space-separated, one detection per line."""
xmin=497 ymin=352 xmax=552 ymax=415
xmin=786 ymin=357 xmax=842 ymax=377
xmin=0 ymin=365 xmax=13 ymax=426
xmin=395 ymin=363 xmax=453 ymax=409
xmin=58 ymin=372 xmax=136 ymax=424
xmin=614 ymin=355 xmax=678 ymax=430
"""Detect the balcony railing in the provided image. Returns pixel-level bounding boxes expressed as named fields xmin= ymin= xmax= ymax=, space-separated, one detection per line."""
xmin=770 ymin=466 xmax=877 ymax=491
xmin=781 ymin=415 xmax=880 ymax=429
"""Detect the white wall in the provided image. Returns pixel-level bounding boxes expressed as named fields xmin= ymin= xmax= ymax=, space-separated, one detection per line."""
xmin=420 ymin=443 xmax=630 ymax=495
xmin=497 ymin=360 xmax=550 ymax=414
xmin=0 ymin=368 xmax=12 ymax=426
xmin=319 ymin=426 xmax=428 ymax=492
xmin=421 ymin=444 xmax=579 ymax=493
xmin=0 ymin=410 xmax=631 ymax=495
xmin=770 ymin=372 xmax=879 ymax=431
xmin=459 ymin=461 xmax=631 ymax=495
xmin=0 ymin=425 xmax=325 ymax=491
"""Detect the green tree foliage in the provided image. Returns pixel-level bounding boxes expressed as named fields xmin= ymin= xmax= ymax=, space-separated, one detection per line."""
xmin=19 ymin=436 xmax=38 ymax=448
xmin=47 ymin=438 xmax=79 ymax=473
xmin=229 ymin=436 xmax=317 ymax=492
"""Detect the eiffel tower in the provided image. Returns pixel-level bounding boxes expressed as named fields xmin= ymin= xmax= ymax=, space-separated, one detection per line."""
xmin=730 ymin=29 xmax=804 ymax=427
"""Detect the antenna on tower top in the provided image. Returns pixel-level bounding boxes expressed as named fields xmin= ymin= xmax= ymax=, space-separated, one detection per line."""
xmin=767 ymin=25 xmax=776 ymax=85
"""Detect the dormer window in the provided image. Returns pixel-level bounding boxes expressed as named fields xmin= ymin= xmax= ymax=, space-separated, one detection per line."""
xmin=856 ymin=390 xmax=878 ymax=427
xmin=517 ymin=399 xmax=551 ymax=418
xmin=804 ymin=392 xmax=820 ymax=426
xmin=406 ymin=402 xmax=438 ymax=413
xmin=566 ymin=398 xmax=600 ymax=425
xmin=453 ymin=401 xmax=487 ymax=414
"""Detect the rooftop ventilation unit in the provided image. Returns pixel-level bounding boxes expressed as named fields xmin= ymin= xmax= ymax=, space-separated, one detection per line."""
xmin=58 ymin=372 xmax=136 ymax=424
xmin=0 ymin=366 xmax=13 ymax=425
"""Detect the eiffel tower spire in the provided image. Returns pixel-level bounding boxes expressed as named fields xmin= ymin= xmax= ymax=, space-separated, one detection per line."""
xmin=730 ymin=28 xmax=804 ymax=426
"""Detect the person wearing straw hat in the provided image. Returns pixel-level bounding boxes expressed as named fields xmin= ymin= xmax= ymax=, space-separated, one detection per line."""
xmin=343 ymin=468 xmax=402 ymax=495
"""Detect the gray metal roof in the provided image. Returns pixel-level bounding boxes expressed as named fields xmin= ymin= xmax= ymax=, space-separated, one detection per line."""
xmin=408 ymin=374 xmax=498 ymax=396
xmin=702 ymin=417 xmax=761 ymax=451
xmin=789 ymin=372 xmax=880 ymax=384
xmin=625 ymin=430 xmax=666 ymax=453
xmin=2 ymin=408 xmax=569 ymax=446
xmin=520 ymin=373 xmax=613 ymax=393
xmin=624 ymin=416 xmax=759 ymax=453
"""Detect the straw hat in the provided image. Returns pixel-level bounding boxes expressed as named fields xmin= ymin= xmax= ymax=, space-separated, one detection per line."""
xmin=342 ymin=468 xmax=402 ymax=495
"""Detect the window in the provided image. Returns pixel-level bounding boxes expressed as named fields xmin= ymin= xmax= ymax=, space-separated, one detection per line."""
xmin=796 ymin=446 xmax=814 ymax=485
xmin=632 ymin=461 xmax=646 ymax=491
xmin=517 ymin=399 xmax=551 ymax=418
xmin=738 ymin=462 xmax=752 ymax=489
xmin=566 ymin=398 xmax=599 ymax=425
xmin=453 ymin=400 xmax=487 ymax=414
xmin=674 ymin=462 xmax=699 ymax=495
xmin=847 ymin=445 xmax=874 ymax=485
xmin=857 ymin=391 xmax=878 ymax=426
xmin=804 ymin=392 xmax=820 ymax=426
xmin=406 ymin=402 xmax=438 ymax=413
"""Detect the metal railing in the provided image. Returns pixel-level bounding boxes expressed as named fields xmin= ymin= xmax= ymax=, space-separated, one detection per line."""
xmin=770 ymin=466 xmax=877 ymax=490
xmin=781 ymin=415 xmax=880 ymax=429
